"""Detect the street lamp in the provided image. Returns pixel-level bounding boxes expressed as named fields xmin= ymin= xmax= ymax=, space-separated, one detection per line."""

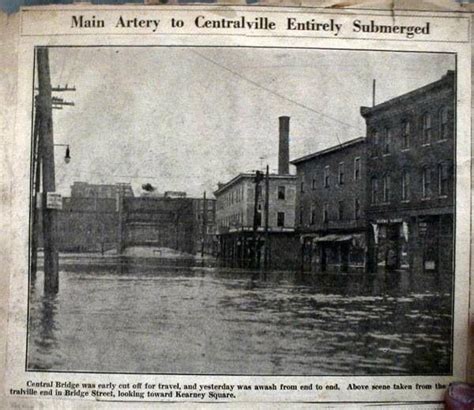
xmin=54 ymin=144 xmax=71 ymax=164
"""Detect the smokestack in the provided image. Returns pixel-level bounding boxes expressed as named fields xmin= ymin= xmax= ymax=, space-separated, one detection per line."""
xmin=278 ymin=116 xmax=290 ymax=175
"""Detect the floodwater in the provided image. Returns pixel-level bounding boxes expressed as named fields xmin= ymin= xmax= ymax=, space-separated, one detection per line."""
xmin=27 ymin=259 xmax=453 ymax=375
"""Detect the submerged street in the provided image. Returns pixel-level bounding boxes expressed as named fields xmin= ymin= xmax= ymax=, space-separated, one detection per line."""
xmin=27 ymin=257 xmax=452 ymax=375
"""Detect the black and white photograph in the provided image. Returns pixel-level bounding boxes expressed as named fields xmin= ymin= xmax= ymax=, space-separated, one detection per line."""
xmin=27 ymin=45 xmax=456 ymax=377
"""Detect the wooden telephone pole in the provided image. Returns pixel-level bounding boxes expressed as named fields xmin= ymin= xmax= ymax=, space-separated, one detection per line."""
xmin=33 ymin=47 xmax=75 ymax=294
xmin=253 ymin=170 xmax=264 ymax=269
xmin=201 ymin=191 xmax=207 ymax=257
xmin=263 ymin=165 xmax=270 ymax=271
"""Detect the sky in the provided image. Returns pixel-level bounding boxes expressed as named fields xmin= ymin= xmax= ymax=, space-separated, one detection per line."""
xmin=44 ymin=47 xmax=455 ymax=198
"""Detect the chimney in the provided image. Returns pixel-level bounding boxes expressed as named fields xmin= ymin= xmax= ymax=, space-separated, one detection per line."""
xmin=278 ymin=116 xmax=290 ymax=175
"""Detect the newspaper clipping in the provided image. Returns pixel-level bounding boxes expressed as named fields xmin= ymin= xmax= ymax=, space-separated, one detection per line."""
xmin=2 ymin=3 xmax=473 ymax=407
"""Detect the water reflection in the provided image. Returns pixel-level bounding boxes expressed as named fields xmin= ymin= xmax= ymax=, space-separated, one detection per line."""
xmin=27 ymin=263 xmax=452 ymax=375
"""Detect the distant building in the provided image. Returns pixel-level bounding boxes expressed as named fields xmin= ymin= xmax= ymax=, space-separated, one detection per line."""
xmin=215 ymin=173 xmax=297 ymax=234
xmin=214 ymin=172 xmax=298 ymax=269
xmin=54 ymin=181 xmax=134 ymax=252
xmin=57 ymin=196 xmax=118 ymax=252
xmin=291 ymin=137 xmax=367 ymax=273
xmin=192 ymin=196 xmax=217 ymax=255
xmin=214 ymin=116 xmax=300 ymax=270
xmin=360 ymin=71 xmax=455 ymax=274
xmin=71 ymin=181 xmax=134 ymax=198
xmin=164 ymin=191 xmax=187 ymax=199
xmin=119 ymin=197 xmax=195 ymax=254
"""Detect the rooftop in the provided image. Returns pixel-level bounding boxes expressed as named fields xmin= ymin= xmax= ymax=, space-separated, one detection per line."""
xmin=214 ymin=172 xmax=297 ymax=196
xmin=360 ymin=70 xmax=455 ymax=118
xmin=290 ymin=137 xmax=365 ymax=165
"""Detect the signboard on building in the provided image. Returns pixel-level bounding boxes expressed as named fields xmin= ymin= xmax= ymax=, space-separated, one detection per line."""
xmin=46 ymin=192 xmax=62 ymax=210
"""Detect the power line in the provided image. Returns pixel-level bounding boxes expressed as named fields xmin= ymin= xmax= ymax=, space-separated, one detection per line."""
xmin=191 ymin=50 xmax=362 ymax=140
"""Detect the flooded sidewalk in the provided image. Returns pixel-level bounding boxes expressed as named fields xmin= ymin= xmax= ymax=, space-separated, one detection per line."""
xmin=27 ymin=263 xmax=452 ymax=375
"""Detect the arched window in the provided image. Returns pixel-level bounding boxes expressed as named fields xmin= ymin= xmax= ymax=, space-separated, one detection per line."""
xmin=438 ymin=162 xmax=449 ymax=196
xmin=401 ymin=120 xmax=410 ymax=149
xmin=371 ymin=177 xmax=378 ymax=204
xmin=422 ymin=113 xmax=432 ymax=145
xmin=383 ymin=127 xmax=391 ymax=154
xmin=422 ymin=166 xmax=431 ymax=199
xmin=383 ymin=174 xmax=391 ymax=203
xmin=401 ymin=169 xmax=410 ymax=201
xmin=439 ymin=106 xmax=449 ymax=140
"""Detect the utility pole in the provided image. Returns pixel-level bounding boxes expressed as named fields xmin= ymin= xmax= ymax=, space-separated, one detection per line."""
xmin=372 ymin=79 xmax=376 ymax=107
xmin=37 ymin=47 xmax=59 ymax=293
xmin=253 ymin=170 xmax=263 ymax=269
xmin=35 ymin=47 xmax=75 ymax=294
xmin=30 ymin=100 xmax=42 ymax=283
xmin=264 ymin=165 xmax=270 ymax=272
xmin=201 ymin=191 xmax=207 ymax=257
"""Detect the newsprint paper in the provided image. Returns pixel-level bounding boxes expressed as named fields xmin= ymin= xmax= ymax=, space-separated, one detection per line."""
xmin=1 ymin=3 xmax=473 ymax=408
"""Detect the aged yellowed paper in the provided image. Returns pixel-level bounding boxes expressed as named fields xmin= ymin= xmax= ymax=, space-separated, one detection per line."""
xmin=1 ymin=3 xmax=473 ymax=407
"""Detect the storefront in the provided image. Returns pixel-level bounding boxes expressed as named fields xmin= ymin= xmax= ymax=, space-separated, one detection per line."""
xmin=301 ymin=232 xmax=367 ymax=273
xmin=369 ymin=214 xmax=453 ymax=274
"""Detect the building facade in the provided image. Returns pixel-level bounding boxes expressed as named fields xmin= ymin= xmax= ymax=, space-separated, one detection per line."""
xmin=192 ymin=197 xmax=217 ymax=256
xmin=119 ymin=196 xmax=195 ymax=254
xmin=361 ymin=71 xmax=455 ymax=274
xmin=71 ymin=181 xmax=134 ymax=199
xmin=214 ymin=173 xmax=299 ymax=269
xmin=292 ymin=137 xmax=367 ymax=273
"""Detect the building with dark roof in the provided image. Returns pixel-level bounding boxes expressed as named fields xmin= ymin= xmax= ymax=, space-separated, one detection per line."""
xmin=291 ymin=137 xmax=367 ymax=273
xmin=360 ymin=70 xmax=455 ymax=274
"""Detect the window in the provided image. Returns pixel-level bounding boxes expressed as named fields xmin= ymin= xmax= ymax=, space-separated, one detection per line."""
xmin=324 ymin=166 xmax=330 ymax=187
xmin=323 ymin=204 xmax=329 ymax=223
xmin=438 ymin=162 xmax=449 ymax=196
xmin=383 ymin=127 xmax=391 ymax=154
xmin=439 ymin=106 xmax=448 ymax=140
xmin=256 ymin=206 xmax=262 ymax=226
xmin=338 ymin=201 xmax=344 ymax=221
xmin=354 ymin=157 xmax=361 ymax=180
xmin=402 ymin=120 xmax=410 ymax=149
xmin=277 ymin=212 xmax=285 ymax=227
xmin=354 ymin=198 xmax=361 ymax=220
xmin=371 ymin=177 xmax=378 ymax=204
xmin=278 ymin=186 xmax=286 ymax=200
xmin=312 ymin=176 xmax=317 ymax=190
xmin=310 ymin=206 xmax=316 ymax=225
xmin=422 ymin=166 xmax=431 ymax=199
xmin=338 ymin=162 xmax=345 ymax=185
xmin=401 ymin=170 xmax=410 ymax=201
xmin=371 ymin=130 xmax=379 ymax=157
xmin=300 ymin=180 xmax=305 ymax=193
xmin=383 ymin=174 xmax=391 ymax=203
xmin=422 ymin=113 xmax=432 ymax=145
xmin=299 ymin=206 xmax=303 ymax=225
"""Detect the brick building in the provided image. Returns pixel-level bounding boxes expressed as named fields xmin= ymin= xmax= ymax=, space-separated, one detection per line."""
xmin=291 ymin=137 xmax=367 ymax=273
xmin=54 ymin=182 xmax=133 ymax=252
xmin=57 ymin=196 xmax=118 ymax=252
xmin=361 ymin=71 xmax=455 ymax=274
xmin=119 ymin=196 xmax=195 ymax=254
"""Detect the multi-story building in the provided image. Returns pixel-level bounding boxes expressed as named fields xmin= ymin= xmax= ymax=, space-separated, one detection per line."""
xmin=214 ymin=172 xmax=298 ymax=269
xmin=119 ymin=196 xmax=195 ymax=254
xmin=291 ymin=137 xmax=367 ymax=273
xmin=214 ymin=116 xmax=299 ymax=270
xmin=360 ymin=70 xmax=455 ymax=274
xmin=53 ymin=182 xmax=134 ymax=252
